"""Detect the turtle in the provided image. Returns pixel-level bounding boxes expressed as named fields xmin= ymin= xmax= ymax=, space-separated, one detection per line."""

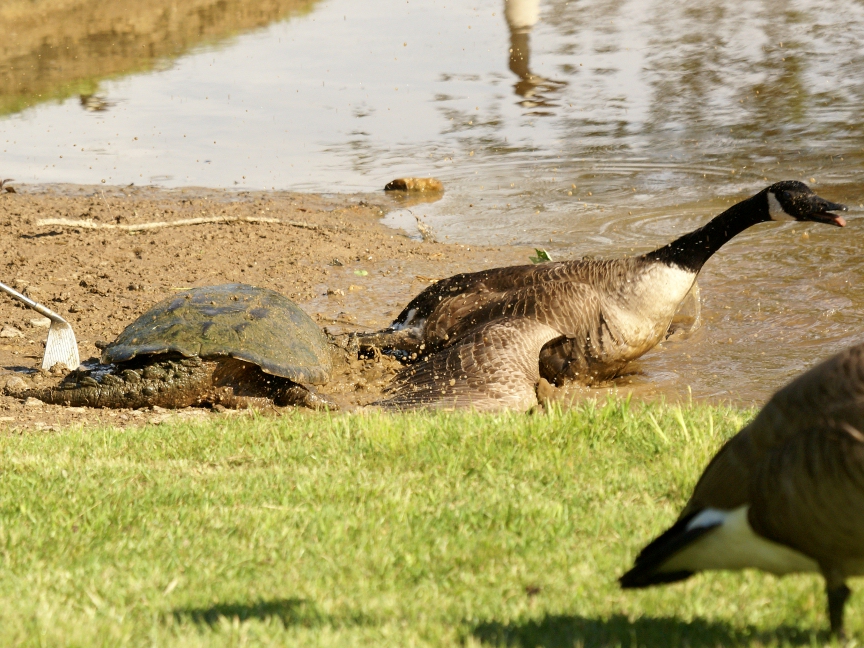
xmin=23 ymin=283 xmax=336 ymax=410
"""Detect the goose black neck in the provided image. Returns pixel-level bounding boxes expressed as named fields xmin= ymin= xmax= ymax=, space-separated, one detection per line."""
xmin=645 ymin=191 xmax=769 ymax=273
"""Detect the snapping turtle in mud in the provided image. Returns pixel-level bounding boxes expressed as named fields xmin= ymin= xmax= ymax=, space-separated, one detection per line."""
xmin=23 ymin=284 xmax=336 ymax=410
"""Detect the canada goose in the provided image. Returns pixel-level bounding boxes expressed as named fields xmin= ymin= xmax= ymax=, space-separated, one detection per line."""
xmin=361 ymin=181 xmax=846 ymax=411
xmin=620 ymin=342 xmax=864 ymax=637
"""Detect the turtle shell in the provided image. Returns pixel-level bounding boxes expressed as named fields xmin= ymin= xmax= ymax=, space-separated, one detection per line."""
xmin=103 ymin=284 xmax=331 ymax=384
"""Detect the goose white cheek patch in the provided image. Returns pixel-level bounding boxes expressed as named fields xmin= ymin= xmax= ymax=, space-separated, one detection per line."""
xmin=767 ymin=192 xmax=795 ymax=221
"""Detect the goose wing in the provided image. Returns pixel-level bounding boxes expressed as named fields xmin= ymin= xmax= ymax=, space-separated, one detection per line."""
xmin=683 ymin=343 xmax=864 ymax=517
xmin=424 ymin=280 xmax=605 ymax=349
xmin=377 ymin=318 xmax=563 ymax=412
xmin=747 ymin=422 xmax=864 ymax=570
xmin=389 ymin=263 xmax=564 ymax=328
xmin=389 ymin=258 xmax=625 ymax=330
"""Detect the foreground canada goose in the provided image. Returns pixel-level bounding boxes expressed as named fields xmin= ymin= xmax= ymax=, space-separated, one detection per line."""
xmin=361 ymin=181 xmax=846 ymax=411
xmin=620 ymin=342 xmax=864 ymax=637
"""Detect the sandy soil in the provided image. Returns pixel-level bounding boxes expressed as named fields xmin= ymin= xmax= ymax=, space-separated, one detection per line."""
xmin=0 ymin=184 xmax=529 ymax=429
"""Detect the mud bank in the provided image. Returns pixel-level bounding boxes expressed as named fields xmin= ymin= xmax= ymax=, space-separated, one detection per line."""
xmin=0 ymin=184 xmax=530 ymax=428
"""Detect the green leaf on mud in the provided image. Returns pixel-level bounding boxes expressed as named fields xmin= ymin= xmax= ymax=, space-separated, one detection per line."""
xmin=529 ymin=248 xmax=553 ymax=264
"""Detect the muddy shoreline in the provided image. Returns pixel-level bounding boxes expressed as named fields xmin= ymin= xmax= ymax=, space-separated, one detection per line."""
xmin=0 ymin=184 xmax=534 ymax=428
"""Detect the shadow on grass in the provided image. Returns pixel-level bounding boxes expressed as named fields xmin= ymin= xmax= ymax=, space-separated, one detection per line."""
xmin=471 ymin=613 xmax=821 ymax=647
xmin=172 ymin=597 xmax=371 ymax=629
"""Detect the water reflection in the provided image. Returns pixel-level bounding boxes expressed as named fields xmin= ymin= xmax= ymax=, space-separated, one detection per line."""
xmin=0 ymin=0 xmax=317 ymax=116
xmin=505 ymin=0 xmax=565 ymax=112
xmin=79 ymin=95 xmax=112 ymax=113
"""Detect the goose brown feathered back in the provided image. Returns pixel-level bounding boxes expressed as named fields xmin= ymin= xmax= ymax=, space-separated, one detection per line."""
xmin=364 ymin=181 xmax=847 ymax=411
xmin=682 ymin=343 xmax=864 ymax=515
xmin=620 ymin=343 xmax=864 ymax=636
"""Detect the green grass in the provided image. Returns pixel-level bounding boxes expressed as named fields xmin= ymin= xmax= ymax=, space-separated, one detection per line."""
xmin=0 ymin=400 xmax=856 ymax=646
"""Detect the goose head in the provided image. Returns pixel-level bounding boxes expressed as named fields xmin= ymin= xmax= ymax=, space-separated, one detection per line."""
xmin=766 ymin=181 xmax=847 ymax=227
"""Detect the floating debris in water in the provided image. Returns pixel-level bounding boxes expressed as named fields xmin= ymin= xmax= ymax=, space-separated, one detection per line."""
xmin=384 ymin=178 xmax=444 ymax=192
xmin=79 ymin=94 xmax=113 ymax=112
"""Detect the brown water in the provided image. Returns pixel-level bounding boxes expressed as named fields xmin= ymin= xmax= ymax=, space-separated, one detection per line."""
xmin=2 ymin=0 xmax=863 ymax=404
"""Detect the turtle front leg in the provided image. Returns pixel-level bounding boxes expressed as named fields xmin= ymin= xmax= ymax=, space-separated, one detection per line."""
xmin=210 ymin=359 xmax=338 ymax=411
xmin=272 ymin=383 xmax=338 ymax=411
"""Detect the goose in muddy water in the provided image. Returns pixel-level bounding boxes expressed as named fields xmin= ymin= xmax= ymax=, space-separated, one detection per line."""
xmin=359 ymin=181 xmax=847 ymax=411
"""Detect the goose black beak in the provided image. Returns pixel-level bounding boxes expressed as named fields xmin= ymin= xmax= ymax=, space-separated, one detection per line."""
xmin=808 ymin=198 xmax=848 ymax=227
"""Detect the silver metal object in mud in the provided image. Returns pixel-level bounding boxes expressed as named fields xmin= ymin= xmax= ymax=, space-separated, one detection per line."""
xmin=0 ymin=281 xmax=80 ymax=370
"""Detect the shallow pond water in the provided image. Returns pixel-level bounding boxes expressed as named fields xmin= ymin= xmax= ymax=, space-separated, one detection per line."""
xmin=3 ymin=0 xmax=864 ymax=404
